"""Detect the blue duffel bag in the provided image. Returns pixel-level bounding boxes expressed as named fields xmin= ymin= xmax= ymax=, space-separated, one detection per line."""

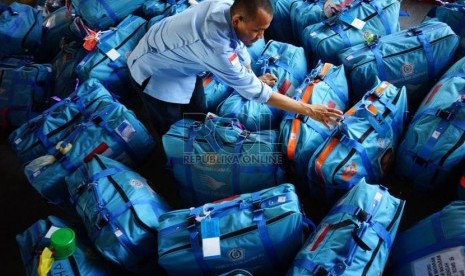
xmin=201 ymin=72 xmax=233 ymax=113
xmin=66 ymin=154 xmax=172 ymax=274
xmin=71 ymin=0 xmax=146 ymax=30
xmin=290 ymin=0 xmax=350 ymax=46
xmin=395 ymin=56 xmax=465 ymax=193
xmin=428 ymin=1 xmax=465 ymax=57
xmin=0 ymin=2 xmax=43 ymax=57
xmin=16 ymin=215 xmax=120 ymax=276
xmin=25 ymin=100 xmax=155 ymax=209
xmin=301 ymin=0 xmax=400 ymax=67
xmin=266 ymin=0 xmax=300 ymax=44
xmin=280 ymin=62 xmax=349 ymax=186
xmin=141 ymin=0 xmax=204 ymax=19
xmin=158 ymin=183 xmax=314 ymax=276
xmin=339 ymin=18 xmax=460 ymax=109
xmin=9 ymin=78 xmax=115 ymax=166
xmin=307 ymin=81 xmax=408 ymax=206
xmin=386 ymin=201 xmax=465 ymax=276
xmin=162 ymin=113 xmax=285 ymax=207
xmin=288 ymin=179 xmax=405 ymax=276
xmin=75 ymin=15 xmax=147 ymax=103
xmin=0 ymin=57 xmax=55 ymax=130
xmin=218 ymin=40 xmax=307 ymax=131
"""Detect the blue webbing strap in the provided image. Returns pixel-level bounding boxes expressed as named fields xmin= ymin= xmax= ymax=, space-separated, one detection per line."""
xmin=90 ymin=167 xmax=125 ymax=181
xmin=185 ymin=123 xmax=198 ymax=203
xmin=251 ymin=192 xmax=281 ymax=271
xmin=99 ymin=0 xmax=118 ymax=27
xmin=369 ymin=0 xmax=392 ymax=34
xmin=331 ymin=24 xmax=351 ymax=49
xmin=233 ymin=132 xmax=247 ymax=195
xmin=187 ymin=213 xmax=211 ymax=276
xmin=371 ymin=45 xmax=388 ymax=81
xmin=417 ymin=32 xmax=435 ymax=79
xmin=292 ymin=258 xmax=327 ymax=274
xmin=324 ymin=75 xmax=348 ymax=104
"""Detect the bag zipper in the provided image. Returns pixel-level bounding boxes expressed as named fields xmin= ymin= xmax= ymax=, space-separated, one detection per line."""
xmin=159 ymin=210 xmax=296 ymax=258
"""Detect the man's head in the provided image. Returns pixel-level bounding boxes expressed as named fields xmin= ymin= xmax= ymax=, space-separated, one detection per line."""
xmin=231 ymin=0 xmax=273 ymax=46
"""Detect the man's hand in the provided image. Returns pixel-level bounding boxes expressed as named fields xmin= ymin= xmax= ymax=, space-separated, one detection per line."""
xmin=308 ymin=103 xmax=344 ymax=129
xmin=258 ymin=73 xmax=278 ymax=86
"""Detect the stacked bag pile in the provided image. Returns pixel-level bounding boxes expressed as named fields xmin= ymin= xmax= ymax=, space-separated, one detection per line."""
xmin=3 ymin=0 xmax=465 ymax=275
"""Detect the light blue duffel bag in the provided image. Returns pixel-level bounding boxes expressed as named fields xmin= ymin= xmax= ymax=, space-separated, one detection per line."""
xmin=71 ymin=0 xmax=145 ymax=30
xmin=0 ymin=57 xmax=55 ymax=129
xmin=267 ymin=0 xmax=300 ymax=44
xmin=428 ymin=1 xmax=465 ymax=56
xmin=75 ymin=15 xmax=147 ymax=103
xmin=386 ymin=201 xmax=465 ymax=276
xmin=301 ymin=0 xmax=400 ymax=67
xmin=288 ymin=179 xmax=405 ymax=276
xmin=279 ymin=62 xmax=349 ymax=186
xmin=290 ymin=0 xmax=349 ymax=46
xmin=16 ymin=215 xmax=120 ymax=276
xmin=0 ymin=2 xmax=43 ymax=57
xmin=158 ymin=183 xmax=314 ymax=276
xmin=162 ymin=113 xmax=285 ymax=207
xmin=66 ymin=154 xmax=172 ymax=274
xmin=218 ymin=40 xmax=307 ymax=131
xmin=395 ymin=56 xmax=465 ymax=193
xmin=339 ymin=18 xmax=460 ymax=109
xmin=201 ymin=72 xmax=233 ymax=113
xmin=9 ymin=78 xmax=115 ymax=166
xmin=25 ymin=100 xmax=155 ymax=209
xmin=307 ymin=81 xmax=408 ymax=206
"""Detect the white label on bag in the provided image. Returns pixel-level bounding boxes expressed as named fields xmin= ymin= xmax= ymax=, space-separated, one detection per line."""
xmin=45 ymin=226 xmax=60 ymax=239
xmin=106 ymin=49 xmax=121 ymax=61
xmin=432 ymin=131 xmax=441 ymax=139
xmin=412 ymin=246 xmax=465 ymax=276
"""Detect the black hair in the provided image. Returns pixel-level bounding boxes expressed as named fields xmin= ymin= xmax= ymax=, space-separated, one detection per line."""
xmin=230 ymin=0 xmax=274 ymax=22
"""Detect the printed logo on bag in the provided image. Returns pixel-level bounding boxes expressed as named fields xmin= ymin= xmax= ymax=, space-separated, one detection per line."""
xmin=401 ymin=62 xmax=414 ymax=77
xmin=129 ymin=179 xmax=144 ymax=188
xmin=228 ymin=248 xmax=244 ymax=261
xmin=341 ymin=161 xmax=357 ymax=181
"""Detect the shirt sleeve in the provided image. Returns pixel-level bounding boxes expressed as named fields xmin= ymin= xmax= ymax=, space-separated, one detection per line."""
xmin=236 ymin=42 xmax=251 ymax=67
xmin=198 ymin=49 xmax=272 ymax=103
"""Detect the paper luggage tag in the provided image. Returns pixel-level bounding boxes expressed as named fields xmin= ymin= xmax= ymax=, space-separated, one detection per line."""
xmin=201 ymin=217 xmax=221 ymax=258
xmin=339 ymin=13 xmax=366 ymax=30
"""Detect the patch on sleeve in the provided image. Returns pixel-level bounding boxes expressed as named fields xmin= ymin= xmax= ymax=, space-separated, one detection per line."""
xmin=229 ymin=52 xmax=239 ymax=66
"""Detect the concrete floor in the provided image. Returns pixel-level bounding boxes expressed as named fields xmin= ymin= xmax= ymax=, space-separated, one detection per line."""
xmin=1 ymin=0 xmax=454 ymax=275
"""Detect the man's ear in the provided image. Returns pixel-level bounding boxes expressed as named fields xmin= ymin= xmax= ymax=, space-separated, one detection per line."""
xmin=231 ymin=14 xmax=242 ymax=27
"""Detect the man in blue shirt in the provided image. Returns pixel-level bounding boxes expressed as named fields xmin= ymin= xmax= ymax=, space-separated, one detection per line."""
xmin=128 ymin=0 xmax=343 ymax=136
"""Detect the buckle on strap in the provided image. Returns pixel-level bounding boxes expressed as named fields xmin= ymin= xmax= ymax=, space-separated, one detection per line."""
xmin=355 ymin=208 xmax=370 ymax=222
xmin=436 ymin=109 xmax=454 ymax=121
xmin=95 ymin=212 xmax=109 ymax=230
xmin=408 ymin=27 xmax=422 ymax=36
xmin=413 ymin=155 xmax=428 ymax=167
xmin=186 ymin=215 xmax=197 ymax=229
xmin=294 ymin=113 xmax=309 ymax=123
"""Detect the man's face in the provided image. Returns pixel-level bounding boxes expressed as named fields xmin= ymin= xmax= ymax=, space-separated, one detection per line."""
xmin=233 ymin=8 xmax=272 ymax=46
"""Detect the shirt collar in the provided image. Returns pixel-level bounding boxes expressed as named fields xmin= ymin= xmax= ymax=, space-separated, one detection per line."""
xmin=225 ymin=8 xmax=241 ymax=49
